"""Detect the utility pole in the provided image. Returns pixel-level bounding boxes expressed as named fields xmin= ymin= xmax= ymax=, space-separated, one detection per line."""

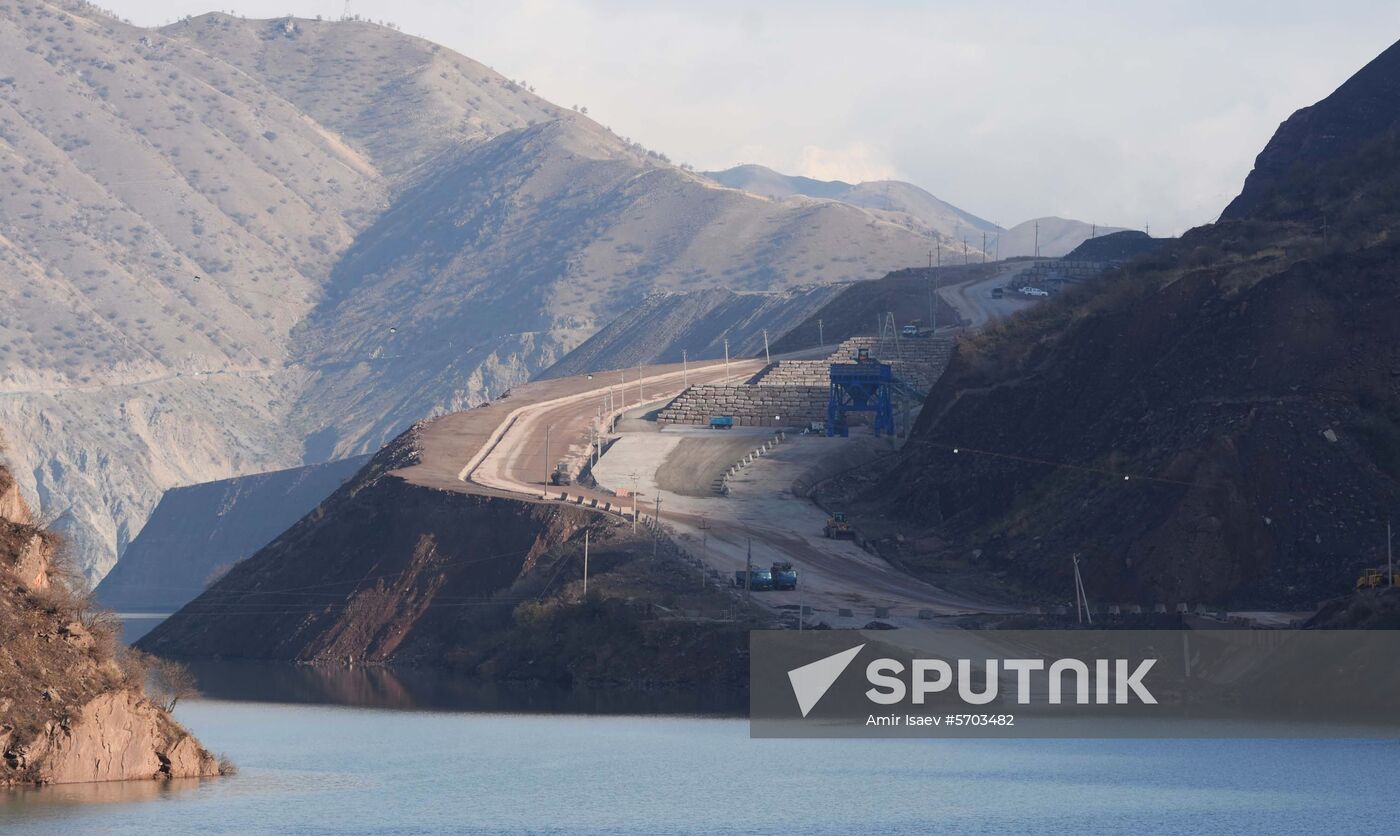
xmin=763 ymin=329 xmax=771 ymax=366
xmin=817 ymin=318 xmax=824 ymax=346
xmin=928 ymin=249 xmax=933 ymax=269
xmin=798 ymin=585 xmax=804 ymax=633
xmin=723 ymin=337 xmax=730 ymax=384
xmin=1034 ymin=221 xmax=1040 ymax=259
xmin=544 ymin=424 xmax=550 ymax=485
xmin=629 ymin=472 xmax=639 ymax=533
xmin=651 ymin=494 xmax=662 ymax=558
xmin=619 ymin=371 xmax=626 ymax=409
xmin=682 ymin=349 xmax=688 ymax=387
xmin=963 ymin=236 xmax=968 ymax=265
xmin=638 ymin=364 xmax=644 ymax=402
xmin=1072 ymin=554 xmax=1093 ymax=625
xmin=582 ymin=529 xmax=589 ymax=597
xmin=699 ymin=514 xmax=710 ymax=590
xmin=745 ymin=538 xmax=753 ymax=603
xmin=982 ymin=232 xmax=987 ymax=264
xmin=936 ymin=241 xmax=941 ymax=268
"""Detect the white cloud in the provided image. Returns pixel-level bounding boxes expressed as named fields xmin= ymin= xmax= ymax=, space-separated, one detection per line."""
xmin=795 ymin=143 xmax=897 ymax=184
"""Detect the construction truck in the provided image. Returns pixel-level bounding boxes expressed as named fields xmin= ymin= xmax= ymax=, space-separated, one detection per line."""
xmin=770 ymin=561 xmax=798 ymax=590
xmin=709 ymin=415 xmax=735 ymax=430
xmin=549 ymin=462 xmax=572 ymax=486
xmin=824 ymin=511 xmax=854 ymax=539
xmin=1356 ymin=568 xmax=1399 ymax=590
xmin=733 ymin=567 xmax=774 ymax=591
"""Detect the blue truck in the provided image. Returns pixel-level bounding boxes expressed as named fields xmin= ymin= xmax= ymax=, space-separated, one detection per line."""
xmin=734 ymin=567 xmax=773 ymax=590
xmin=770 ymin=562 xmax=798 ymax=590
xmin=709 ymin=415 xmax=734 ymax=430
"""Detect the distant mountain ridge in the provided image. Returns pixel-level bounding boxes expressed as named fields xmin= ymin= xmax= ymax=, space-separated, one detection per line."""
xmin=705 ymin=165 xmax=1125 ymax=258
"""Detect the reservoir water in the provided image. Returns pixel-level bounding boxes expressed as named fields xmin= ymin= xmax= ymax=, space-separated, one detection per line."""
xmin=2 ymin=620 xmax=1396 ymax=833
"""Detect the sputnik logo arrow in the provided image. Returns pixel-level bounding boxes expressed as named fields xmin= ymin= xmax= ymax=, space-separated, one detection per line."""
xmin=788 ymin=644 xmax=865 ymax=717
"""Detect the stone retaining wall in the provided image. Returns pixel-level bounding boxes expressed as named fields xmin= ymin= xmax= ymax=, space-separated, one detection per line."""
xmin=656 ymin=384 xmax=826 ymax=427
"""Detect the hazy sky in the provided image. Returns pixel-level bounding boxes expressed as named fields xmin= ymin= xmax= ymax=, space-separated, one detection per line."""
xmin=103 ymin=0 xmax=1400 ymax=234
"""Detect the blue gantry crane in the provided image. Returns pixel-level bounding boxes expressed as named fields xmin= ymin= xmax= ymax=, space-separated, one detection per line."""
xmin=826 ymin=348 xmax=895 ymax=437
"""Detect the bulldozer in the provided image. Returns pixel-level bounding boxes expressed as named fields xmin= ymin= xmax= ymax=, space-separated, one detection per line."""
xmin=1356 ymin=568 xmax=1399 ymax=591
xmin=549 ymin=462 xmax=572 ymax=486
xmin=823 ymin=511 xmax=854 ymax=539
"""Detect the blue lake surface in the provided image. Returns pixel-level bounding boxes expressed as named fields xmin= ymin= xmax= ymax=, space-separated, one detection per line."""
xmin=4 ymin=693 xmax=1398 ymax=834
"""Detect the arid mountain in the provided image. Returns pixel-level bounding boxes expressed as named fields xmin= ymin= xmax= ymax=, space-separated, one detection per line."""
xmin=705 ymin=165 xmax=1124 ymax=259
xmin=996 ymin=217 xmax=1127 ymax=258
xmin=706 ymin=164 xmax=998 ymax=246
xmin=868 ymin=39 xmax=1400 ymax=608
xmin=0 ymin=2 xmax=935 ymax=581
xmin=95 ymin=455 xmax=369 ymax=612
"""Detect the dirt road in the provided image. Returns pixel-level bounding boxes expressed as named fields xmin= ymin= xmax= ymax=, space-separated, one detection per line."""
xmin=938 ymin=262 xmax=1038 ymax=328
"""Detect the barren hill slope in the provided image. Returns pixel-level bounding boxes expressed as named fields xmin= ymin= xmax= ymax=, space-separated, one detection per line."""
xmin=0 ymin=3 xmax=935 ymax=580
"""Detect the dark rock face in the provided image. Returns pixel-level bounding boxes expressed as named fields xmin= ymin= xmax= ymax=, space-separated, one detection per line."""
xmin=1221 ymin=38 xmax=1400 ymax=220
xmin=1062 ymin=231 xmax=1167 ymax=263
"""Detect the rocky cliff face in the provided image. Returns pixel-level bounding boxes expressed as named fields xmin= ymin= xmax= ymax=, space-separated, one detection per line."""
xmin=0 ymin=462 xmax=220 ymax=786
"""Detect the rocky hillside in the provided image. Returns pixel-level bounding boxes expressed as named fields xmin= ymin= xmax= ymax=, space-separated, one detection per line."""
xmin=95 ymin=455 xmax=369 ymax=612
xmin=1221 ymin=39 xmax=1400 ymax=220
xmin=139 ymin=426 xmax=750 ymax=691
xmin=0 ymin=462 xmax=221 ymax=786
xmin=770 ymin=264 xmax=983 ymax=355
xmin=539 ymin=286 xmax=843 ymax=379
xmin=867 ymin=38 xmax=1400 ymax=609
xmin=0 ymin=2 xmax=937 ymax=583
